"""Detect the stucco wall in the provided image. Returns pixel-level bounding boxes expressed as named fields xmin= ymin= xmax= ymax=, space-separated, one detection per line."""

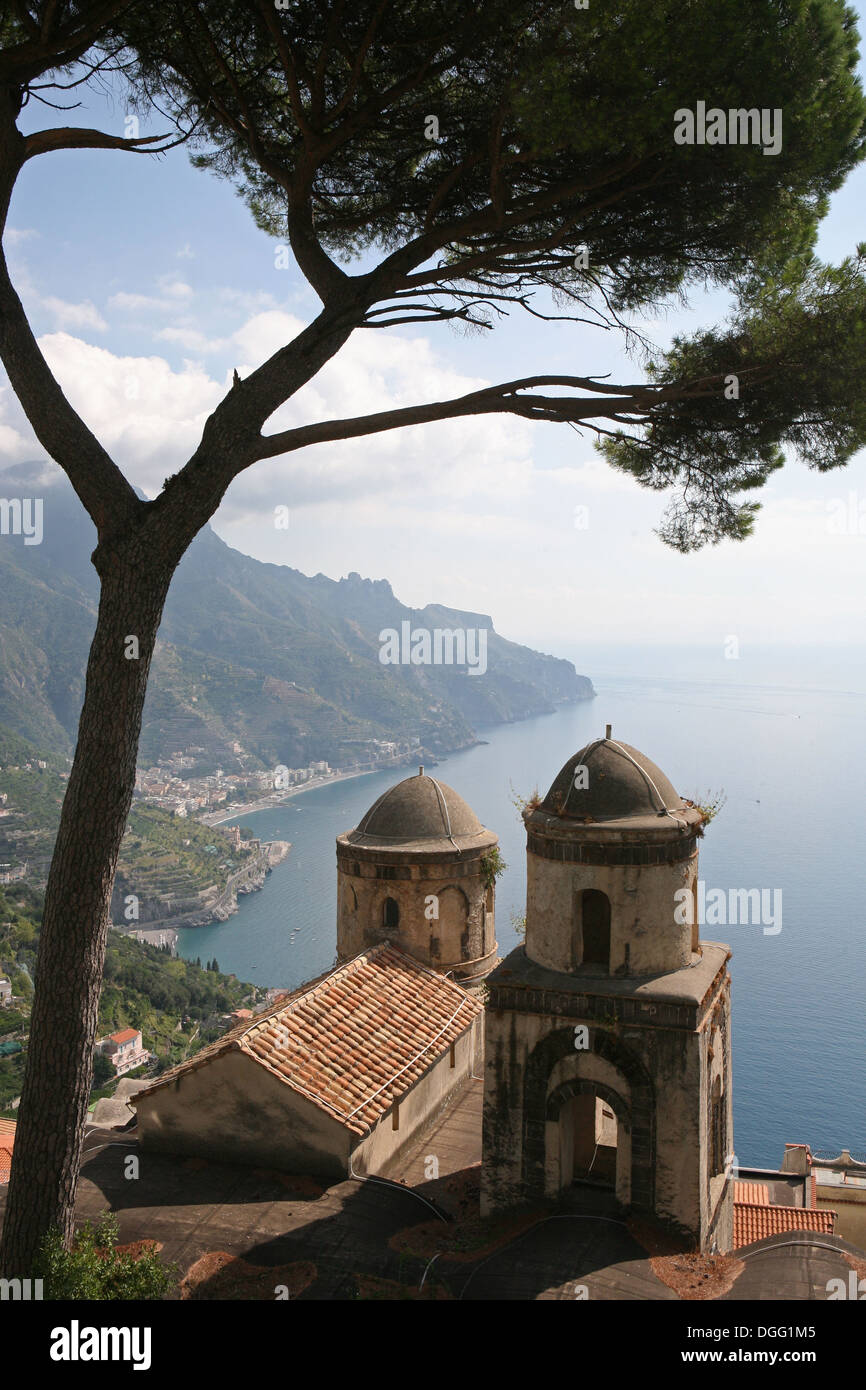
xmin=524 ymin=849 xmax=697 ymax=977
xmin=354 ymin=1017 xmax=480 ymax=1174
xmin=816 ymin=1188 xmax=866 ymax=1250
xmin=481 ymin=994 xmax=729 ymax=1247
xmin=135 ymin=1049 xmax=350 ymax=1179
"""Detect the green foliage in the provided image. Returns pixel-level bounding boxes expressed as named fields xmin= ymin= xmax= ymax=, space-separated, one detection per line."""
xmin=508 ymin=782 xmax=541 ymax=817
xmin=109 ymin=0 xmax=866 ymax=546
xmin=9 ymin=970 xmax=31 ymax=997
xmin=33 ymin=1212 xmax=175 ymax=1300
xmin=690 ymin=789 xmax=727 ymax=832
xmin=0 ymin=872 xmax=252 ymax=1076
xmin=90 ymin=1052 xmax=115 ymax=1089
xmin=600 ymin=252 xmax=866 ymax=548
xmin=480 ymin=847 xmax=506 ymax=890
xmin=0 ymin=1048 xmax=24 ymax=1111
xmin=122 ymin=1 xmax=865 ymax=283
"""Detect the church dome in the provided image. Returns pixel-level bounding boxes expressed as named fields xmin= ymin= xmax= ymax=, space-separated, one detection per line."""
xmin=347 ymin=768 xmax=491 ymax=849
xmin=540 ymin=737 xmax=683 ymax=824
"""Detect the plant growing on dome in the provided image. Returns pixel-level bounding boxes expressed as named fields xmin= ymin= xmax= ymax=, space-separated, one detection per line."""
xmin=688 ymin=791 xmax=727 ymax=834
xmin=480 ymin=847 xmax=507 ymax=890
xmin=508 ymin=782 xmax=541 ymax=818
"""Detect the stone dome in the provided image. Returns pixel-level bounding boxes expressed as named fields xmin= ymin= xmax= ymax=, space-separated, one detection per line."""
xmin=346 ymin=768 xmax=492 ymax=850
xmin=540 ymin=737 xmax=684 ymax=824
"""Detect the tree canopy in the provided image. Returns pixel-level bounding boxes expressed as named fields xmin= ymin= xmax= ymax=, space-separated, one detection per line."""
xmin=105 ymin=0 xmax=866 ymax=545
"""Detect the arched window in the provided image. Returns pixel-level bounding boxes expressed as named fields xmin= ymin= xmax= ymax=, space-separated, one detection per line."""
xmin=383 ymin=896 xmax=400 ymax=929
xmin=582 ymin=890 xmax=611 ymax=969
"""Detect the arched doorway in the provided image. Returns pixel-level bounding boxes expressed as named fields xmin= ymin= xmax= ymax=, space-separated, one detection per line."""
xmin=545 ymin=1079 xmax=632 ymax=1207
xmin=559 ymin=1093 xmax=618 ymax=1188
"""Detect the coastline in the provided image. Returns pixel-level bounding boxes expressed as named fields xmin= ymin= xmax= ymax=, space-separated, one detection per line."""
xmin=136 ymin=699 xmax=592 ymax=938
xmin=198 ymin=763 xmax=412 ymax=827
xmin=121 ymin=838 xmax=291 ymax=947
xmin=129 ymin=763 xmax=435 ymax=944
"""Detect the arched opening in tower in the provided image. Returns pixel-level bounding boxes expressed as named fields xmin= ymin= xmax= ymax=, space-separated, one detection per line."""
xmin=561 ymin=1094 xmax=618 ymax=1189
xmin=581 ymin=890 xmax=611 ymax=969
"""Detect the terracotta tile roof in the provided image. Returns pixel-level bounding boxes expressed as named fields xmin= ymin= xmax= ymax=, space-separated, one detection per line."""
xmin=134 ymin=944 xmax=482 ymax=1136
xmin=109 ymin=1028 xmax=140 ymax=1045
xmin=734 ymin=1201 xmax=837 ymax=1249
xmin=0 ymin=1118 xmax=15 ymax=1185
xmin=734 ymin=1180 xmax=770 ymax=1205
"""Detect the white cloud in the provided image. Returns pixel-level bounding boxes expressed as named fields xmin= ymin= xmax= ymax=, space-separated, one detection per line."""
xmin=156 ymin=277 xmax=194 ymax=300
xmin=9 ymin=333 xmax=225 ymax=489
xmin=107 ymin=279 xmax=193 ymax=316
xmin=156 ymin=325 xmax=229 ymax=355
xmin=5 ymin=227 xmax=38 ymax=247
xmin=218 ymin=288 xmax=277 ymax=313
xmin=108 ymin=290 xmax=168 ymax=313
xmin=41 ymin=296 xmax=108 ymax=333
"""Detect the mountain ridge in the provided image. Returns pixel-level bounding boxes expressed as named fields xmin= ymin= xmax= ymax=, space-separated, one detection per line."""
xmin=0 ymin=460 xmax=594 ymax=772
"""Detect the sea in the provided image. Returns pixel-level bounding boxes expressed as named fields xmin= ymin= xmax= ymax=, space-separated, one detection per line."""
xmin=176 ymin=643 xmax=866 ymax=1170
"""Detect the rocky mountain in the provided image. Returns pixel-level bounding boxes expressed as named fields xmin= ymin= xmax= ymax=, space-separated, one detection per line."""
xmin=0 ymin=460 xmax=594 ymax=771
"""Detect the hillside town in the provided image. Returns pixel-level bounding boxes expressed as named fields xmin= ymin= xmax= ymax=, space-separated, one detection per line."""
xmin=134 ymin=736 xmax=425 ymax=823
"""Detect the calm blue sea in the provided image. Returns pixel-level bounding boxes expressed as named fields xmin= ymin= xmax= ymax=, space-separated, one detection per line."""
xmin=176 ymin=644 xmax=866 ymax=1169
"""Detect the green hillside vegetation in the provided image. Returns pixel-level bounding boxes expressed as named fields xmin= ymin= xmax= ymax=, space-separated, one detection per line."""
xmin=116 ymin=804 xmax=252 ymax=906
xmin=0 ymin=744 xmax=251 ymax=911
xmin=0 ymin=881 xmax=255 ymax=1117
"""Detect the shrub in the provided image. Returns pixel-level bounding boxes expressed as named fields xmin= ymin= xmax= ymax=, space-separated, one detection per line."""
xmin=33 ymin=1212 xmax=175 ymax=1300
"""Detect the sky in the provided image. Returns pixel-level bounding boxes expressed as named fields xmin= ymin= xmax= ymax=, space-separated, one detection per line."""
xmin=2 ymin=9 xmax=866 ymax=661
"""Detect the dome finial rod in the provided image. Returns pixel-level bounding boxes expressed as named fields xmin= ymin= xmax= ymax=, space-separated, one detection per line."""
xmin=419 ymin=765 xmax=424 ymax=776
xmin=605 ymin=723 xmax=611 ymax=740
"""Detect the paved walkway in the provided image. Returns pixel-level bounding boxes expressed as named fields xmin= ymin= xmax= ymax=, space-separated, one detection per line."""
xmin=3 ymin=1107 xmax=862 ymax=1300
xmin=383 ymin=1078 xmax=483 ymax=1212
xmin=456 ymin=1214 xmax=678 ymax=1301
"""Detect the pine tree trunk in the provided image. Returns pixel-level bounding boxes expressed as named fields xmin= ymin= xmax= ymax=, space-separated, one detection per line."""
xmin=0 ymin=540 xmax=173 ymax=1276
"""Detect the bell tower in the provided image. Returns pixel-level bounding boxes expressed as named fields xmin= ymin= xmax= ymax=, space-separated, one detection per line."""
xmin=481 ymin=731 xmax=734 ymax=1251
xmin=336 ymin=767 xmax=499 ymax=985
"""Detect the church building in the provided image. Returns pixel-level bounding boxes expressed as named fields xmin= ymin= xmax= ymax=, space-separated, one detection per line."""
xmin=336 ymin=767 xmax=500 ymax=984
xmin=480 ymin=732 xmax=734 ymax=1252
xmin=133 ymin=740 xmax=734 ymax=1254
xmin=133 ymin=769 xmax=497 ymax=1177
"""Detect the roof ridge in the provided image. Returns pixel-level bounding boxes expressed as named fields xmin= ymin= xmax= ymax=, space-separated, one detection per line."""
xmin=134 ymin=943 xmax=482 ymax=1131
xmin=734 ymin=1199 xmax=838 ymax=1215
